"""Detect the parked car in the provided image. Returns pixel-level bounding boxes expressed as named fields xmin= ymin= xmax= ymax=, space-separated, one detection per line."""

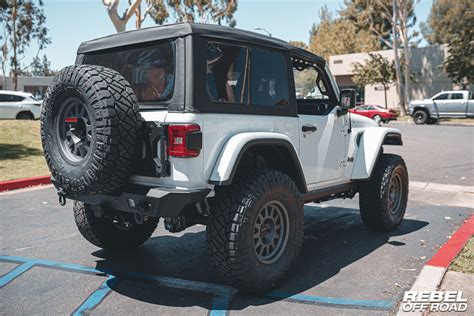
xmin=349 ymin=104 xmax=398 ymax=123
xmin=41 ymin=23 xmax=408 ymax=293
xmin=0 ymin=90 xmax=42 ymax=120
xmin=408 ymin=90 xmax=474 ymax=124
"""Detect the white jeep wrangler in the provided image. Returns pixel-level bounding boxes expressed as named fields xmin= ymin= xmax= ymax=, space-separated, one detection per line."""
xmin=41 ymin=23 xmax=408 ymax=293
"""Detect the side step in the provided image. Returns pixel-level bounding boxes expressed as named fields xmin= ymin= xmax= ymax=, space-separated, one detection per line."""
xmin=302 ymin=183 xmax=356 ymax=203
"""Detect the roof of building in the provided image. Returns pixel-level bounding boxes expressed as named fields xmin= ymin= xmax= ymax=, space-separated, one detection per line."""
xmin=77 ymin=22 xmax=325 ymax=64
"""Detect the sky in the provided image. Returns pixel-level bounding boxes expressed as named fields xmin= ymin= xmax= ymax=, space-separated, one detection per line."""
xmin=9 ymin=0 xmax=433 ymax=71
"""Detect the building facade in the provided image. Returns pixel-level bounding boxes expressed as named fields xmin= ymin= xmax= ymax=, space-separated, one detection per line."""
xmin=328 ymin=44 xmax=454 ymax=108
xmin=0 ymin=76 xmax=54 ymax=99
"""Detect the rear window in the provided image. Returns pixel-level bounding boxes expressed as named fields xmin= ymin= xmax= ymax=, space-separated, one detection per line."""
xmin=83 ymin=41 xmax=175 ymax=104
xmin=251 ymin=48 xmax=289 ymax=107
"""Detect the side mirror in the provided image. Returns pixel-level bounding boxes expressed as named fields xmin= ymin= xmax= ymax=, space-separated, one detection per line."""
xmin=339 ymin=89 xmax=356 ymax=110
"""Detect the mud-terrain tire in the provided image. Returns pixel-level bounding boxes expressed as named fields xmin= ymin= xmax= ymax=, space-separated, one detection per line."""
xmin=359 ymin=154 xmax=408 ymax=232
xmin=413 ymin=110 xmax=428 ymax=124
xmin=41 ymin=65 xmax=142 ymax=196
xmin=206 ymin=170 xmax=304 ymax=293
xmin=73 ymin=201 xmax=158 ymax=250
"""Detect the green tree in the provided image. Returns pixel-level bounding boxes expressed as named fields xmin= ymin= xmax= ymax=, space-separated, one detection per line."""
xmin=102 ymin=0 xmax=237 ymax=33
xmin=352 ymin=53 xmax=395 ymax=108
xmin=309 ymin=6 xmax=380 ymax=60
xmin=421 ymin=0 xmax=474 ymax=44
xmin=0 ymin=0 xmax=51 ymax=90
xmin=29 ymin=54 xmax=57 ymax=77
xmin=444 ymin=27 xmax=473 ymax=89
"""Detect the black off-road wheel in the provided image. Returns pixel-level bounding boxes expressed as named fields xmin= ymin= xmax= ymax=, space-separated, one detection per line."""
xmin=206 ymin=170 xmax=304 ymax=293
xmin=41 ymin=65 xmax=143 ymax=196
xmin=73 ymin=201 xmax=158 ymax=250
xmin=413 ymin=110 xmax=428 ymax=125
xmin=359 ymin=154 xmax=408 ymax=232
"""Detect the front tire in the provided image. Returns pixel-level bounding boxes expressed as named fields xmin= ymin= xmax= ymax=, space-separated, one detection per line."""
xmin=206 ymin=170 xmax=304 ymax=293
xmin=73 ymin=201 xmax=158 ymax=250
xmin=359 ymin=154 xmax=408 ymax=232
xmin=413 ymin=110 xmax=428 ymax=124
xmin=17 ymin=112 xmax=34 ymax=120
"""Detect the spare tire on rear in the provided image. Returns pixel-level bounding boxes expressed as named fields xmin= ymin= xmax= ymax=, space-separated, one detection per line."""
xmin=41 ymin=65 xmax=143 ymax=196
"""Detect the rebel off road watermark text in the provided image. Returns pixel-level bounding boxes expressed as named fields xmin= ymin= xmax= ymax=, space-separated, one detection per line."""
xmin=401 ymin=291 xmax=468 ymax=312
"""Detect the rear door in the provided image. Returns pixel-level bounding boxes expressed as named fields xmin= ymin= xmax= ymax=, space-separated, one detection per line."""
xmin=445 ymin=92 xmax=468 ymax=117
xmin=0 ymin=94 xmax=23 ymax=119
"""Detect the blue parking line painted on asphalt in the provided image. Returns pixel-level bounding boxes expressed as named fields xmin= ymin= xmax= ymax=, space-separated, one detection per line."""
xmin=209 ymin=293 xmax=234 ymax=316
xmin=73 ymin=275 xmax=119 ymax=316
xmin=0 ymin=261 xmax=35 ymax=287
xmin=0 ymin=254 xmax=395 ymax=312
xmin=266 ymin=291 xmax=394 ymax=310
xmin=0 ymin=255 xmax=103 ymax=276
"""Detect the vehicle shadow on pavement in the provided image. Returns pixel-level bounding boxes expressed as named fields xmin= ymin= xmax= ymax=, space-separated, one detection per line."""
xmin=0 ymin=143 xmax=43 ymax=160
xmin=92 ymin=205 xmax=428 ymax=311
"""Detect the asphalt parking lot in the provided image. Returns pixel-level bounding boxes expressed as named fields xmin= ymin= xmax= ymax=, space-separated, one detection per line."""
xmin=1 ymin=124 xmax=473 ymax=315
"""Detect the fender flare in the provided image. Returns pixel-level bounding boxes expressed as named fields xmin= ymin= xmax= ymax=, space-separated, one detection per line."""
xmin=208 ymin=132 xmax=307 ymax=192
xmin=351 ymin=127 xmax=403 ymax=180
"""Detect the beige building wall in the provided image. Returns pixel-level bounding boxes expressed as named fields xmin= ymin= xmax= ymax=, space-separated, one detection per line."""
xmin=0 ymin=76 xmax=54 ymax=98
xmin=328 ymin=45 xmax=453 ymax=108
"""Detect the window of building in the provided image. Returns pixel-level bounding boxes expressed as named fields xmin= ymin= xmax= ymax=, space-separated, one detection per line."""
xmin=251 ymin=48 xmax=289 ymax=107
xmin=207 ymin=42 xmax=248 ymax=104
xmin=84 ymin=41 xmax=175 ymax=104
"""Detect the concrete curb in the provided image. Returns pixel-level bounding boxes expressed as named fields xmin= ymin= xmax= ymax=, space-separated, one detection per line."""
xmin=397 ymin=215 xmax=474 ymax=315
xmin=0 ymin=176 xmax=51 ymax=192
xmin=390 ymin=120 xmax=474 ymax=127
xmin=410 ymin=181 xmax=474 ymax=194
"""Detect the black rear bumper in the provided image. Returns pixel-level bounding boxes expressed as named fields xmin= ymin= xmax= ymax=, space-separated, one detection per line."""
xmin=67 ymin=185 xmax=211 ymax=218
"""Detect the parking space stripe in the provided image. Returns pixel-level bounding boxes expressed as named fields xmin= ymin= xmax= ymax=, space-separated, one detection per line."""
xmin=0 ymin=262 xmax=35 ymax=287
xmin=266 ymin=291 xmax=394 ymax=310
xmin=209 ymin=293 xmax=234 ymax=316
xmin=73 ymin=275 xmax=119 ymax=316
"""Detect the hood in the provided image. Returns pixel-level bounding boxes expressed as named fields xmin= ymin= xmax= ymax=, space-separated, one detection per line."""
xmin=409 ymin=99 xmax=431 ymax=105
xmin=350 ymin=113 xmax=378 ymax=128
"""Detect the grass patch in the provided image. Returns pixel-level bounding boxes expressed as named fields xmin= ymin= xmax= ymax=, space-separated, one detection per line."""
xmin=450 ymin=237 xmax=474 ymax=274
xmin=0 ymin=120 xmax=49 ymax=181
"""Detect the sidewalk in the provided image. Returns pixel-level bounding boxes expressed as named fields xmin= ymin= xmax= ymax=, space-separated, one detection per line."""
xmin=432 ymin=271 xmax=474 ymax=316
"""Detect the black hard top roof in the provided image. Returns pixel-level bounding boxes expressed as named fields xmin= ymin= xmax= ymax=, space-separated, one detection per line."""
xmin=77 ymin=22 xmax=325 ymax=64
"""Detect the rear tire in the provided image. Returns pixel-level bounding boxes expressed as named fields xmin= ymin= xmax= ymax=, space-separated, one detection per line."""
xmin=73 ymin=201 xmax=158 ymax=250
xmin=413 ymin=110 xmax=428 ymax=124
xmin=359 ymin=154 xmax=408 ymax=232
xmin=17 ymin=112 xmax=34 ymax=120
xmin=206 ymin=170 xmax=304 ymax=293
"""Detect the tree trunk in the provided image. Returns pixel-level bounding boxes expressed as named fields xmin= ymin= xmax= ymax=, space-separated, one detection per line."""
xmin=401 ymin=0 xmax=411 ymax=114
xmin=383 ymin=84 xmax=388 ymax=109
xmin=103 ymin=0 xmax=142 ymax=33
xmin=392 ymin=0 xmax=405 ymax=115
xmin=12 ymin=0 xmax=18 ymax=91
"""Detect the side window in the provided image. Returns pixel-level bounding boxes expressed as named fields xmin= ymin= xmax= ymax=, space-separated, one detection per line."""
xmin=207 ymin=42 xmax=248 ymax=104
xmin=0 ymin=94 xmax=23 ymax=102
xmin=450 ymin=93 xmax=463 ymax=100
xmin=251 ymin=48 xmax=289 ymax=107
xmin=434 ymin=93 xmax=449 ymax=100
xmin=470 ymin=92 xmax=474 ymax=100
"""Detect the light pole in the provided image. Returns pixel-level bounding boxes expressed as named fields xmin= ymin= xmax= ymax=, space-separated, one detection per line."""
xmin=253 ymin=27 xmax=272 ymax=37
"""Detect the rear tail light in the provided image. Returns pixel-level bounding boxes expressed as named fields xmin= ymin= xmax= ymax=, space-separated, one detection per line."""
xmin=167 ymin=124 xmax=202 ymax=157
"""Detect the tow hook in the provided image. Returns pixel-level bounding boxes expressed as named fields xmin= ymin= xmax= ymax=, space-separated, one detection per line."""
xmin=57 ymin=188 xmax=66 ymax=206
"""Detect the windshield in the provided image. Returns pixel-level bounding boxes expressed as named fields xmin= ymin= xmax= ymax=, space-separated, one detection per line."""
xmin=83 ymin=40 xmax=175 ymax=104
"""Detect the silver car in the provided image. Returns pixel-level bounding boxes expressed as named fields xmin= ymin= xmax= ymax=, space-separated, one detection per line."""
xmin=0 ymin=90 xmax=42 ymax=120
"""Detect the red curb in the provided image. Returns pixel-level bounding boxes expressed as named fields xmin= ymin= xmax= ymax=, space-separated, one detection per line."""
xmin=427 ymin=214 xmax=474 ymax=268
xmin=0 ymin=176 xmax=51 ymax=192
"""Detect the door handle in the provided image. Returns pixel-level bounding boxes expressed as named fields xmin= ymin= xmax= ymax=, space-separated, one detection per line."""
xmin=302 ymin=125 xmax=317 ymax=132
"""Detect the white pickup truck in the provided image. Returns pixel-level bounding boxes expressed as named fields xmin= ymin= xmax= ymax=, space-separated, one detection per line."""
xmin=409 ymin=90 xmax=474 ymax=124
